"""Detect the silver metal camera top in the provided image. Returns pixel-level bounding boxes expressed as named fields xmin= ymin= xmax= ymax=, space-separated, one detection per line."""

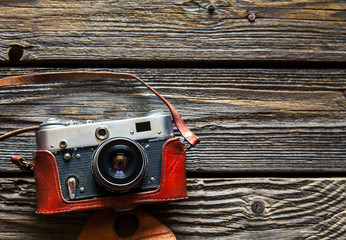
xmin=40 ymin=118 xmax=65 ymax=129
xmin=36 ymin=114 xmax=174 ymax=151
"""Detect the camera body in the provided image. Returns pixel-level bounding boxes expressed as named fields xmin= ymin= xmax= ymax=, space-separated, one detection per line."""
xmin=34 ymin=113 xmax=187 ymax=214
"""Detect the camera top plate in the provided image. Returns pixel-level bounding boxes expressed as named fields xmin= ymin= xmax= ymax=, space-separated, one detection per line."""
xmin=36 ymin=114 xmax=173 ymax=151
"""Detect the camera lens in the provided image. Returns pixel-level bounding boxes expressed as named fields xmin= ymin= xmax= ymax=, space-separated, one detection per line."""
xmin=92 ymin=138 xmax=148 ymax=192
xmin=104 ymin=145 xmax=136 ymax=179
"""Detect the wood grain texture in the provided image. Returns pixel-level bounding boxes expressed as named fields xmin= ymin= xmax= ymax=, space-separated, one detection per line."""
xmin=0 ymin=68 xmax=345 ymax=173
xmin=0 ymin=177 xmax=345 ymax=239
xmin=0 ymin=0 xmax=345 ymax=62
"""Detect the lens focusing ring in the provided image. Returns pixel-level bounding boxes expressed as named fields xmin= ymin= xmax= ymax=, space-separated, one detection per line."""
xmin=92 ymin=137 xmax=148 ymax=192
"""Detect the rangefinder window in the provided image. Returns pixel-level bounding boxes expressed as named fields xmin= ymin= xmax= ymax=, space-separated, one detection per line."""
xmin=136 ymin=121 xmax=151 ymax=133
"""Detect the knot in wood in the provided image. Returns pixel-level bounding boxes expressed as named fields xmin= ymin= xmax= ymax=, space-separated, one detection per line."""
xmin=251 ymin=200 xmax=265 ymax=214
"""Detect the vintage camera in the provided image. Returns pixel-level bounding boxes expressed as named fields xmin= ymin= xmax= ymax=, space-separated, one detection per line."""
xmin=0 ymin=71 xmax=199 ymax=214
xmin=36 ymin=112 xmax=174 ymax=201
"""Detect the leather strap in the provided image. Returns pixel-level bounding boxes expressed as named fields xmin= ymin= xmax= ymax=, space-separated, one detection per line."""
xmin=0 ymin=126 xmax=40 ymax=141
xmin=0 ymin=72 xmax=199 ymax=147
xmin=11 ymin=155 xmax=34 ymax=172
xmin=0 ymin=126 xmax=40 ymax=172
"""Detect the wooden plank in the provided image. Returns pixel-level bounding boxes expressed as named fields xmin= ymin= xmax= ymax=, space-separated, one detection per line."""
xmin=0 ymin=177 xmax=345 ymax=239
xmin=0 ymin=68 xmax=345 ymax=173
xmin=0 ymin=0 xmax=345 ymax=62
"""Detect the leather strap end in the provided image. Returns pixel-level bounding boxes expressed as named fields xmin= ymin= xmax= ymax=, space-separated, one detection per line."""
xmin=170 ymin=111 xmax=199 ymax=147
xmin=11 ymin=155 xmax=34 ymax=172
xmin=184 ymin=132 xmax=200 ymax=147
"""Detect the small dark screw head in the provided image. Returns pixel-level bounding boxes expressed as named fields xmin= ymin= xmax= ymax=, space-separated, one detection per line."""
xmin=251 ymin=200 xmax=265 ymax=214
xmin=247 ymin=13 xmax=256 ymax=22
xmin=208 ymin=5 xmax=215 ymax=14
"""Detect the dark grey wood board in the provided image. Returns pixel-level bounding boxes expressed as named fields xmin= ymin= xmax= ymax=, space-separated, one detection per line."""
xmin=0 ymin=177 xmax=345 ymax=240
xmin=0 ymin=68 xmax=345 ymax=173
xmin=0 ymin=0 xmax=345 ymax=62
xmin=0 ymin=0 xmax=345 ymax=237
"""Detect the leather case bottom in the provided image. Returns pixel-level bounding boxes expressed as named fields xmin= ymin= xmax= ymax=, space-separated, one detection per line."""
xmin=33 ymin=137 xmax=187 ymax=215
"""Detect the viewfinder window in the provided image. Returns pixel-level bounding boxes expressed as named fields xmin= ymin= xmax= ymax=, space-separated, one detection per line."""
xmin=136 ymin=121 xmax=151 ymax=132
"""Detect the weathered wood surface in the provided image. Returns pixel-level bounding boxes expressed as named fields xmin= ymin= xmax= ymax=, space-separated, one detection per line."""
xmin=0 ymin=177 xmax=345 ymax=240
xmin=0 ymin=177 xmax=346 ymax=240
xmin=0 ymin=0 xmax=345 ymax=62
xmin=0 ymin=68 xmax=345 ymax=173
xmin=1 ymin=0 xmax=345 ymax=239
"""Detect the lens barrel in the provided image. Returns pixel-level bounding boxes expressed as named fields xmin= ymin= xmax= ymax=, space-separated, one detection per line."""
xmin=92 ymin=137 xmax=148 ymax=192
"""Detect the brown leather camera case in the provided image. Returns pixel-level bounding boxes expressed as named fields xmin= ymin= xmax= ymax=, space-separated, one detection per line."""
xmin=34 ymin=137 xmax=186 ymax=214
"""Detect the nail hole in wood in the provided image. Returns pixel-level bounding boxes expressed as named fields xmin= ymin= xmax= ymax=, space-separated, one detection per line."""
xmin=8 ymin=45 xmax=24 ymax=63
xmin=247 ymin=13 xmax=256 ymax=22
xmin=208 ymin=4 xmax=215 ymax=14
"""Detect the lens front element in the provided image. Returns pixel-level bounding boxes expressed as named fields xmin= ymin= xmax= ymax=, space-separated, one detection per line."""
xmin=113 ymin=153 xmax=129 ymax=173
xmin=92 ymin=138 xmax=148 ymax=192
